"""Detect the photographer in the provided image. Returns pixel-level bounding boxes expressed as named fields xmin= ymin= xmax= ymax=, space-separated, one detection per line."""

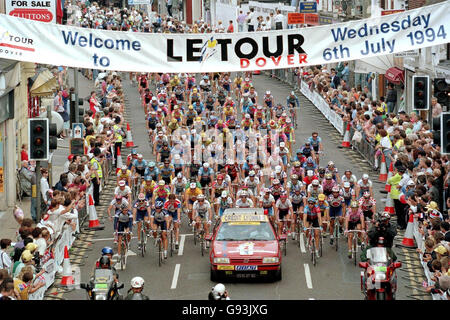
xmin=208 ymin=283 xmax=230 ymax=300
xmin=360 ymin=212 xmax=397 ymax=262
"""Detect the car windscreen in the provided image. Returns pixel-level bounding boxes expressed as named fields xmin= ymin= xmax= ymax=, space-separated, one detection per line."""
xmin=215 ymin=222 xmax=275 ymax=241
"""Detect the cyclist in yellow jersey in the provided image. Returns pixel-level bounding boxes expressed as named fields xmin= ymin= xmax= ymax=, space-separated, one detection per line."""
xmin=184 ymin=182 xmax=203 ymax=224
xmin=140 ymin=176 xmax=156 ymax=201
xmin=233 ymin=76 xmax=242 ymax=98
xmin=117 ymin=165 xmax=132 ymax=186
xmin=223 ymin=104 xmax=235 ymax=122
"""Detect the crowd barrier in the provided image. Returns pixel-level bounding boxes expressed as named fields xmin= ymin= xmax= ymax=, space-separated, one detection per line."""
xmin=274 ymin=69 xmax=438 ymax=300
xmin=28 ymin=156 xmax=114 ymax=300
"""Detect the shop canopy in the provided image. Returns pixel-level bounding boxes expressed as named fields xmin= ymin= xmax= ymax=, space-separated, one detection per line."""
xmin=384 ymin=67 xmax=405 ymax=84
xmin=30 ymin=69 xmax=57 ymax=97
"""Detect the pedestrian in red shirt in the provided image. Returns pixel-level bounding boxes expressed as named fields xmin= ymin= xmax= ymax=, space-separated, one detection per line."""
xmin=21 ymin=144 xmax=29 ymax=161
xmin=227 ymin=20 xmax=234 ymax=33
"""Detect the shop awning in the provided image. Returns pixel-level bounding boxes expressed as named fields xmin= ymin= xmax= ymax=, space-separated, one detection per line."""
xmin=30 ymin=69 xmax=57 ymax=97
xmin=385 ymin=67 xmax=405 ymax=84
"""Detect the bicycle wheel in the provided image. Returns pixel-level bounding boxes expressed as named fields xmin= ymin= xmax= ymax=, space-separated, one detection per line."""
xmin=169 ymin=229 xmax=174 ymax=257
xmin=158 ymin=239 xmax=162 ymax=267
xmin=319 ymin=232 xmax=323 ymax=257
xmin=193 ymin=226 xmax=197 ymax=246
xmin=311 ymin=239 xmax=316 ymax=266
xmin=335 ymin=222 xmax=339 ymax=252
xmin=140 ymin=228 xmax=145 ymax=257
xmin=200 ymin=231 xmax=204 ymax=256
xmin=283 ymin=239 xmax=287 ymax=256
xmin=120 ymin=241 xmax=125 ymax=271
xmin=353 ymin=237 xmax=357 ymax=266
xmin=297 ymin=221 xmax=301 ymax=248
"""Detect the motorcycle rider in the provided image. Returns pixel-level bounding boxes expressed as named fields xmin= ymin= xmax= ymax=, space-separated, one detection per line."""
xmin=360 ymin=212 xmax=397 ymax=262
xmin=125 ymin=276 xmax=149 ymax=300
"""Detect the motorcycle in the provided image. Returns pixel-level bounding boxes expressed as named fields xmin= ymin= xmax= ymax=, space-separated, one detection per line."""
xmin=80 ymin=268 xmax=124 ymax=300
xmin=359 ymin=238 xmax=402 ymax=300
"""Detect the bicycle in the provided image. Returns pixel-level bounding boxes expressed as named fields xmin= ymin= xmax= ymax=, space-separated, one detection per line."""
xmin=305 ymin=227 xmax=322 ymax=267
xmin=331 ymin=217 xmax=342 ymax=252
xmin=277 ymin=218 xmax=290 ymax=256
xmin=347 ymin=229 xmax=366 ymax=266
xmin=193 ymin=219 xmax=209 ymax=256
xmin=289 ymin=106 xmax=297 ymax=129
xmin=168 ymin=224 xmax=177 ymax=257
xmin=138 ymin=220 xmax=151 ymax=257
xmin=133 ymin=175 xmax=142 ymax=200
xmin=153 ymin=227 xmax=165 ymax=267
xmin=116 ymin=231 xmax=132 ymax=271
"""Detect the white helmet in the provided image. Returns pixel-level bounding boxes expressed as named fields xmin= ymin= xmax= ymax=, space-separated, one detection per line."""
xmin=275 ymin=165 xmax=282 ymax=173
xmin=131 ymin=276 xmax=144 ymax=288
xmin=203 ymin=162 xmax=209 ymax=168
xmin=212 ymin=283 xmax=226 ymax=298
xmin=307 ymin=170 xmax=314 ymax=177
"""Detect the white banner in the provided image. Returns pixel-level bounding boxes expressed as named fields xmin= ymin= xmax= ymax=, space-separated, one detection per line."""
xmin=0 ymin=2 xmax=447 ymax=72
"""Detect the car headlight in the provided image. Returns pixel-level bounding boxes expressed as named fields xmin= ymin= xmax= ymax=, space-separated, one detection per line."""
xmin=375 ymin=272 xmax=386 ymax=280
xmin=263 ymin=257 xmax=279 ymax=264
xmin=214 ymin=257 xmax=230 ymax=264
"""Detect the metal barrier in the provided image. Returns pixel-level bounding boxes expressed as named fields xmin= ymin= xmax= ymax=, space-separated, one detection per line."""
xmin=349 ymin=126 xmax=377 ymax=168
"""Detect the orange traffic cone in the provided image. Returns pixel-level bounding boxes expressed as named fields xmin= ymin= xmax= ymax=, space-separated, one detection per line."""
xmin=86 ymin=194 xmax=104 ymax=230
xmin=116 ymin=147 xmax=123 ymax=174
xmin=396 ymin=213 xmax=417 ymax=249
xmin=61 ymin=246 xmax=74 ymax=286
xmin=378 ymin=154 xmax=387 ymax=182
xmin=125 ymin=123 xmax=135 ymax=147
xmin=384 ymin=162 xmax=394 ymax=192
xmin=340 ymin=123 xmax=351 ymax=148
xmin=384 ymin=192 xmax=395 ymax=215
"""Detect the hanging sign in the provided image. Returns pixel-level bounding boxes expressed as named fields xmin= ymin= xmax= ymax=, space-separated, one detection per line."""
xmin=0 ymin=2 xmax=448 ymax=73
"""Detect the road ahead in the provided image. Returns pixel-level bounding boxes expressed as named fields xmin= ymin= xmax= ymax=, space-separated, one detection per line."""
xmin=60 ymin=72 xmax=423 ymax=300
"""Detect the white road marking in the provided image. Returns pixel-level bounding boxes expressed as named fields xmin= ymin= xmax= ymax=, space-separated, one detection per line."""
xmin=171 ymin=264 xmax=181 ymax=289
xmin=126 ymin=250 xmax=137 ymax=257
xmin=300 ymin=233 xmax=306 ymax=253
xmin=178 ymin=235 xmax=186 ymax=256
xmin=304 ymin=264 xmax=313 ymax=289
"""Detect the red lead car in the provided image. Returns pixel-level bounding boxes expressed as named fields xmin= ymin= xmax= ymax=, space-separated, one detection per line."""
xmin=208 ymin=208 xmax=282 ymax=282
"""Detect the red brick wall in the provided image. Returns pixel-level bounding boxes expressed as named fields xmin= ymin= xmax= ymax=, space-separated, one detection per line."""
xmin=408 ymin=0 xmax=427 ymax=9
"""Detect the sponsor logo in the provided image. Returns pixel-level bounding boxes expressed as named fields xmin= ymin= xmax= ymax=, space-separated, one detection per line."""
xmin=10 ymin=8 xmax=53 ymax=23
xmin=0 ymin=27 xmax=35 ymax=55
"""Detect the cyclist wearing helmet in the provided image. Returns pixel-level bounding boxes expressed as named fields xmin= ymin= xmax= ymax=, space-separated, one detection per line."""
xmin=132 ymin=193 xmax=151 ymax=250
xmin=198 ymin=162 xmax=214 ymax=191
xmin=108 ymin=195 xmax=130 ymax=224
xmin=94 ymin=247 xmax=119 ymax=282
xmin=287 ymin=174 xmax=304 ymax=195
xmin=300 ymin=141 xmax=315 ymax=160
xmin=164 ymin=193 xmax=181 ymax=248
xmin=328 ymin=186 xmax=346 ymax=246
xmin=171 ymin=172 xmax=187 ymax=198
xmin=290 ymin=162 xmax=305 ymax=182
xmin=244 ymin=171 xmax=260 ymax=200
xmin=125 ymin=276 xmax=149 ymax=300
xmin=271 ymin=165 xmax=287 ymax=188
xmin=275 ymin=192 xmax=294 ymax=237
xmin=303 ymin=156 xmax=317 ymax=174
xmin=303 ymin=197 xmax=323 ymax=257
xmin=304 ymin=170 xmax=319 ymax=186
xmin=269 ymin=179 xmax=285 ymax=202
xmin=260 ymin=188 xmax=276 ymax=223
xmin=152 ymin=180 xmax=170 ymax=204
xmin=211 ymin=174 xmax=230 ymax=215
xmin=342 ymin=182 xmax=356 ymax=207
xmin=356 ymin=174 xmax=373 ymax=198
xmin=218 ymin=191 xmax=234 ymax=217
xmin=157 ymin=143 xmax=172 ymax=163
xmin=358 ymin=191 xmax=377 ymax=221
xmin=325 ymin=161 xmax=340 ymax=184
xmin=132 ymin=154 xmax=147 ymax=179
xmin=116 ymin=207 xmax=133 ymax=257
xmin=159 ymin=159 xmax=175 ymax=185
xmin=114 ymin=181 xmax=132 ymax=206
xmin=292 ymin=149 xmax=306 ymax=165
xmin=193 ymin=194 xmax=213 ymax=238
xmin=344 ymin=201 xmax=365 ymax=258
xmin=317 ymin=194 xmax=330 ymax=234
xmin=322 ymin=173 xmax=337 ymax=196
xmin=144 ymin=162 xmax=159 ymax=181
xmin=140 ymin=175 xmax=156 ymax=201
xmin=117 ymin=165 xmax=132 ymax=186
xmin=307 ymin=179 xmax=323 ymax=199
xmin=235 ymin=191 xmax=254 ymax=208
xmin=308 ymin=132 xmax=323 ymax=165
xmin=150 ymin=200 xmax=169 ymax=259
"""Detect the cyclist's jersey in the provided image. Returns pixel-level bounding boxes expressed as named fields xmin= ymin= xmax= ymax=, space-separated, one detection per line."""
xmin=133 ymin=200 xmax=150 ymax=212
xmin=308 ymin=136 xmax=321 ymax=150
xmin=164 ymin=199 xmax=181 ymax=212
xmin=190 ymin=92 xmax=201 ymax=103
xmin=342 ymin=188 xmax=355 ymax=200
xmin=269 ymin=185 xmax=285 ymax=198
xmin=133 ymin=159 xmax=147 ymax=171
xmin=224 ymin=106 xmax=235 ymax=117
xmin=327 ymin=194 xmax=345 ymax=208
xmin=358 ymin=197 xmax=376 ymax=211
xmin=147 ymin=116 xmax=158 ymax=129
xmin=357 ymin=179 xmax=372 ymax=194
xmin=264 ymin=95 xmax=273 ymax=107
xmin=172 ymin=177 xmax=188 ymax=193
xmin=236 ymin=198 xmax=254 ymax=208
xmin=307 ymin=185 xmax=323 ymax=198
xmin=287 ymin=180 xmax=304 ymax=192
xmin=159 ymin=148 xmax=171 ymax=161
xmin=151 ymin=209 xmax=168 ymax=223
xmin=276 ymin=199 xmax=292 ymax=210
xmin=304 ymin=205 xmax=320 ymax=220
xmin=244 ymin=176 xmax=259 ymax=189
xmin=198 ymin=167 xmax=214 ymax=180
xmin=212 ymin=181 xmax=229 ymax=195
xmin=301 ymin=146 xmax=313 ymax=157
xmin=325 ymin=167 xmax=339 ymax=180
xmin=153 ymin=186 xmax=170 ymax=199
xmin=159 ymin=164 xmax=175 ymax=178
xmin=145 ymin=167 xmax=159 ymax=180
xmin=341 ymin=174 xmax=357 ymax=187
xmin=317 ymin=201 xmax=329 ymax=216
xmin=291 ymin=191 xmax=305 ymax=205
xmin=117 ymin=169 xmax=131 ymax=181
xmin=234 ymin=77 xmax=242 ymax=88
xmin=346 ymin=208 xmax=363 ymax=223
xmin=109 ymin=198 xmax=130 ymax=213
xmin=322 ymin=180 xmax=337 ymax=193
xmin=219 ymin=196 xmax=233 ymax=209
xmin=290 ymin=167 xmax=304 ymax=179
xmin=114 ymin=186 xmax=132 ymax=198
xmin=186 ymin=187 xmax=202 ymax=200
xmin=193 ymin=200 xmax=211 ymax=217
xmin=260 ymin=194 xmax=275 ymax=208
xmin=142 ymin=180 xmax=156 ymax=194
xmin=186 ymin=110 xmax=197 ymax=121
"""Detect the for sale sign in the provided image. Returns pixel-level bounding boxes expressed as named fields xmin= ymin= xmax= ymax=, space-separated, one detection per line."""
xmin=5 ymin=0 xmax=56 ymax=23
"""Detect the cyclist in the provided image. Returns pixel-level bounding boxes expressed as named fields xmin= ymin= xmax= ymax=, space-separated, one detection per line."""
xmin=341 ymin=170 xmax=357 ymax=189
xmin=304 ymin=170 xmax=319 ymax=186
xmin=192 ymin=194 xmax=213 ymax=239
xmin=152 ymin=180 xmax=170 ymax=204
xmin=132 ymin=193 xmax=151 ymax=250
xmin=244 ymin=171 xmax=260 ymax=202
xmin=303 ymin=197 xmax=322 ymax=258
xmin=198 ymin=162 xmax=214 ymax=195
xmin=115 ymin=206 xmax=133 ymax=257
xmin=157 ymin=143 xmax=172 ymax=163
xmin=322 ymin=173 xmax=337 ymax=196
xmin=126 ymin=149 xmax=138 ymax=169
xmin=328 ymin=186 xmax=346 ymax=245
xmin=159 ymin=159 xmax=175 ymax=185
xmin=211 ymin=174 xmax=230 ymax=215
xmin=344 ymin=201 xmax=365 ymax=259
xmin=117 ymin=165 xmax=132 ymax=186
xmin=269 ymin=179 xmax=285 ymax=202
xmin=317 ymin=194 xmax=330 ymax=236
xmin=358 ymin=191 xmax=377 ymax=222
xmin=115 ymin=180 xmax=132 ymax=205
xmin=140 ymin=175 xmax=156 ymax=201
xmin=286 ymin=91 xmax=299 ymax=109
xmin=107 ymin=194 xmax=130 ymax=236
xmin=125 ymin=277 xmax=149 ymax=300
xmin=144 ymin=161 xmax=159 ymax=182
xmin=325 ymin=161 xmax=340 ymax=184
xmin=290 ymin=162 xmax=304 ymax=182
xmin=303 ymin=156 xmax=318 ymax=174
xmin=308 ymin=132 xmax=323 ymax=165
xmin=342 ymin=182 xmax=356 ymax=207
xmin=171 ymin=172 xmax=187 ymax=200
xmin=184 ymin=182 xmax=203 ymax=224
xmin=150 ymin=200 xmax=169 ymax=259
xmin=163 ymin=193 xmax=181 ymax=249
xmin=271 ymin=165 xmax=288 ymax=189
xmin=263 ymin=90 xmax=274 ymax=109
xmin=307 ymin=179 xmax=323 ymax=199
xmin=132 ymin=154 xmax=147 ymax=179
xmin=275 ymin=192 xmax=294 ymax=238
xmin=235 ymin=190 xmax=254 ymax=208
xmin=218 ymin=191 xmax=234 ymax=217
xmin=356 ymin=174 xmax=373 ymax=198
